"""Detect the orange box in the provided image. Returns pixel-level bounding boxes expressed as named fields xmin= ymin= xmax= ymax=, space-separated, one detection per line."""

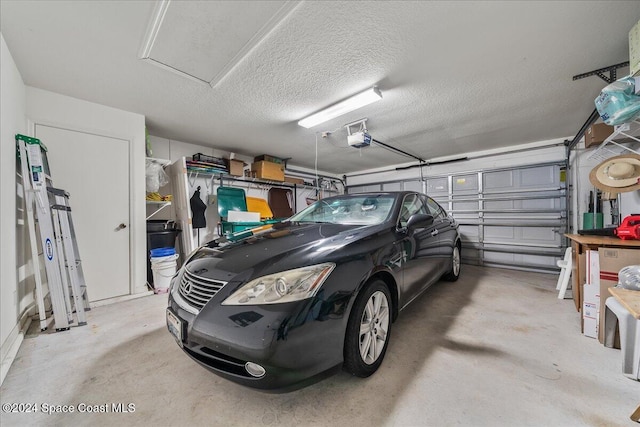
xmin=584 ymin=123 xmax=613 ymax=148
xmin=228 ymin=159 xmax=244 ymax=176
xmin=250 ymin=161 xmax=284 ymax=181
xmin=284 ymin=176 xmax=304 ymax=185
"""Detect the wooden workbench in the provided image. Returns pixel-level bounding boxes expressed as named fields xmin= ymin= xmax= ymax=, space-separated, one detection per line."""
xmin=609 ymin=287 xmax=640 ymax=320
xmin=564 ymin=234 xmax=640 ymax=312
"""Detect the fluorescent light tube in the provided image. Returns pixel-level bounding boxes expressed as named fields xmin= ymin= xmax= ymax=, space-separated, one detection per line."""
xmin=298 ymin=87 xmax=382 ymax=128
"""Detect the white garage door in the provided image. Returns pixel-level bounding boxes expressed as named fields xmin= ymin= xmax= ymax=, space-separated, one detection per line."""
xmin=348 ymin=161 xmax=567 ymax=272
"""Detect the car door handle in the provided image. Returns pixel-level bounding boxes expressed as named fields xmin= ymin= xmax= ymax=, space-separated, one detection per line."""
xmin=431 ymin=229 xmax=439 ymax=237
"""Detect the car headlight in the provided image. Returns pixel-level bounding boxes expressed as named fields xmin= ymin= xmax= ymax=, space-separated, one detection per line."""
xmin=222 ymin=263 xmax=335 ymax=305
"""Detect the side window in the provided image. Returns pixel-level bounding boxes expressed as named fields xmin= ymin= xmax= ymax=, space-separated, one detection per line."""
xmin=398 ymin=194 xmax=428 ymax=227
xmin=425 ymin=196 xmax=447 ymax=220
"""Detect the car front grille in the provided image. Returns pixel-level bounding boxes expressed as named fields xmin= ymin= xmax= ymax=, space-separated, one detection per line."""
xmin=178 ymin=269 xmax=227 ymax=311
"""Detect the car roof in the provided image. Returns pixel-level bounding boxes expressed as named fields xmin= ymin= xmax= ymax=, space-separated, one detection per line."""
xmin=339 ymin=191 xmax=421 ymax=197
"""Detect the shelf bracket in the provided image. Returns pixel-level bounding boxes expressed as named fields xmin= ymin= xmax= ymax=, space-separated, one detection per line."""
xmin=187 ymin=171 xmax=198 ymax=187
xmin=572 ymin=61 xmax=629 ymax=84
xmin=567 ymin=61 xmax=631 ymax=151
xmin=146 ymin=202 xmax=171 ymax=220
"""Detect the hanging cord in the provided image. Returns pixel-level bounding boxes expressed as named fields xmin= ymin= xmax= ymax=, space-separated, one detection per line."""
xmin=315 ymin=132 xmax=320 ymax=197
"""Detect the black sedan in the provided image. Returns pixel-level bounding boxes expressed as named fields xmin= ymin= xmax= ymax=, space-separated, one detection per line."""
xmin=167 ymin=191 xmax=460 ymax=391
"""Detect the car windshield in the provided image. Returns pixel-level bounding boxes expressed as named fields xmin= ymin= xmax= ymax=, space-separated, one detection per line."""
xmin=289 ymin=195 xmax=395 ymax=225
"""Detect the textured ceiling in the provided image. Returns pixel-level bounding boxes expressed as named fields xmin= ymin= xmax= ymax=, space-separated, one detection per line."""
xmin=2 ymin=1 xmax=639 ymax=174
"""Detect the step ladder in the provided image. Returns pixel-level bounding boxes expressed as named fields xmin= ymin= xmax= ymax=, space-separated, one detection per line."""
xmin=16 ymin=134 xmax=90 ymax=331
xmin=48 ymin=187 xmax=91 ymax=325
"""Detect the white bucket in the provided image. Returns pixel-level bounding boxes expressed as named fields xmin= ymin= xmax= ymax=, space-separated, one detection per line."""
xmin=151 ymin=253 xmax=179 ymax=294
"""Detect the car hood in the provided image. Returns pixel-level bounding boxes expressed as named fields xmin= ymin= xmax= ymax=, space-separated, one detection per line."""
xmin=184 ymin=222 xmax=385 ymax=282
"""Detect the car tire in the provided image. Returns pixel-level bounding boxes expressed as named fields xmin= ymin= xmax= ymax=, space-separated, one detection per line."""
xmin=343 ymin=279 xmax=392 ymax=377
xmin=443 ymin=243 xmax=461 ymax=282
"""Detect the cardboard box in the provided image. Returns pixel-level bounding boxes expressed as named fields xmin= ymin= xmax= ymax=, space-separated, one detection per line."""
xmin=597 ymin=247 xmax=640 ymax=343
xmin=587 ymin=250 xmax=600 ymax=286
xmin=582 ymin=251 xmax=601 ymax=337
xmin=584 ymin=123 xmax=614 ymax=148
xmin=251 ymin=161 xmax=285 ymax=182
xmin=582 ymin=281 xmax=600 ymax=339
xmin=630 ymin=19 xmax=640 ymax=77
xmin=254 ymin=154 xmax=284 ymax=164
xmin=228 ymin=159 xmax=244 ymax=177
xmin=284 ymin=176 xmax=304 ymax=185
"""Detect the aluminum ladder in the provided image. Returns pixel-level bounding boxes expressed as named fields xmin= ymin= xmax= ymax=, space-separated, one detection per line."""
xmin=16 ymin=134 xmax=90 ymax=331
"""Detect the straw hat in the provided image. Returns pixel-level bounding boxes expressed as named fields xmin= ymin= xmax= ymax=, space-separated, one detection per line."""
xmin=589 ymin=153 xmax=640 ymax=193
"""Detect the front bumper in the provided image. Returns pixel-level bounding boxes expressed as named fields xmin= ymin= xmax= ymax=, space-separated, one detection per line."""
xmin=167 ymin=285 xmax=349 ymax=391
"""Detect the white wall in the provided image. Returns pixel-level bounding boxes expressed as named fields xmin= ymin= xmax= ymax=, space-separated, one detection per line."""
xmin=1 ymin=33 xmax=27 ymax=385
xmin=25 ymin=88 xmax=147 ymax=296
xmin=1 ymin=55 xmax=146 ymax=382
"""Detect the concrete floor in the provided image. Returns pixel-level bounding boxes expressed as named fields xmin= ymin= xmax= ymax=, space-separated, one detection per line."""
xmin=1 ymin=265 xmax=638 ymax=426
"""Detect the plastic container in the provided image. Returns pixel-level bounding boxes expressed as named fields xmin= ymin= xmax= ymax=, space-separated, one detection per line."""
xmin=147 ymin=220 xmax=177 ymax=232
xmin=582 ymin=212 xmax=603 ymax=230
xmin=150 ymin=247 xmax=176 ymax=257
xmin=146 ymin=229 xmax=180 ymax=287
xmin=150 ymin=249 xmax=179 ymax=294
xmin=246 ymin=196 xmax=274 ymax=220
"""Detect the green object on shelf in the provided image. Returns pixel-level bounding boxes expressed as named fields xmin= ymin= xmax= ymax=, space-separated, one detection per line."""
xmin=217 ymin=187 xmax=278 ymax=236
xmin=582 ymin=212 xmax=604 ymax=230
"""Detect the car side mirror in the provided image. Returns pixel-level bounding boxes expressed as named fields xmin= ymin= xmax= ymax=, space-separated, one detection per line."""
xmin=406 ymin=213 xmax=434 ymax=230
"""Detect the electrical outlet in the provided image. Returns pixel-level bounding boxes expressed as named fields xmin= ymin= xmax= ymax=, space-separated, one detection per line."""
xmin=208 ymin=195 xmax=216 ymax=205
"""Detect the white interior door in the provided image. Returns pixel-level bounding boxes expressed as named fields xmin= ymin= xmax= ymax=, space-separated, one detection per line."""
xmin=35 ymin=124 xmax=130 ymax=301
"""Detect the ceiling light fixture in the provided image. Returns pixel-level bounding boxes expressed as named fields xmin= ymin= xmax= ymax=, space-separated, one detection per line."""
xmin=298 ymin=87 xmax=382 ymax=129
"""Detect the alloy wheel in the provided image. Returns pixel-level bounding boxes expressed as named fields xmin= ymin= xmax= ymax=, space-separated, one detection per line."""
xmin=452 ymin=246 xmax=460 ymax=276
xmin=359 ymin=290 xmax=390 ymax=365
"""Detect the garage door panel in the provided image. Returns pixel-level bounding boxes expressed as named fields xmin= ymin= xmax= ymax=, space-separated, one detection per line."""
xmin=403 ymin=181 xmax=423 ymax=192
xmin=521 ymin=198 xmax=559 ymax=209
xmin=348 ymin=184 xmax=382 ymax=194
xmin=484 ymin=251 xmax=557 ymax=268
xmin=521 ymin=227 xmax=560 ymax=244
xmin=459 ymin=225 xmax=479 ymax=240
xmin=484 ymin=226 xmax=560 ymax=246
xmin=484 ymin=200 xmax=514 ymax=210
xmin=484 ymin=226 xmax=515 ymax=239
xmin=452 ymin=200 xmax=478 ymax=215
xmin=461 ymin=248 xmax=480 ymax=263
xmin=520 ymin=166 xmax=556 ymax=187
xmin=452 ymin=174 xmax=478 ymax=193
xmin=426 ymin=178 xmax=447 ymax=194
xmin=382 ymin=182 xmax=402 ymax=191
xmin=485 ymin=166 xmax=559 ymax=191
xmin=432 ymin=196 xmax=449 ymax=205
xmin=346 ymin=161 xmax=566 ymax=273
xmin=484 ymin=170 xmax=513 ymax=190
